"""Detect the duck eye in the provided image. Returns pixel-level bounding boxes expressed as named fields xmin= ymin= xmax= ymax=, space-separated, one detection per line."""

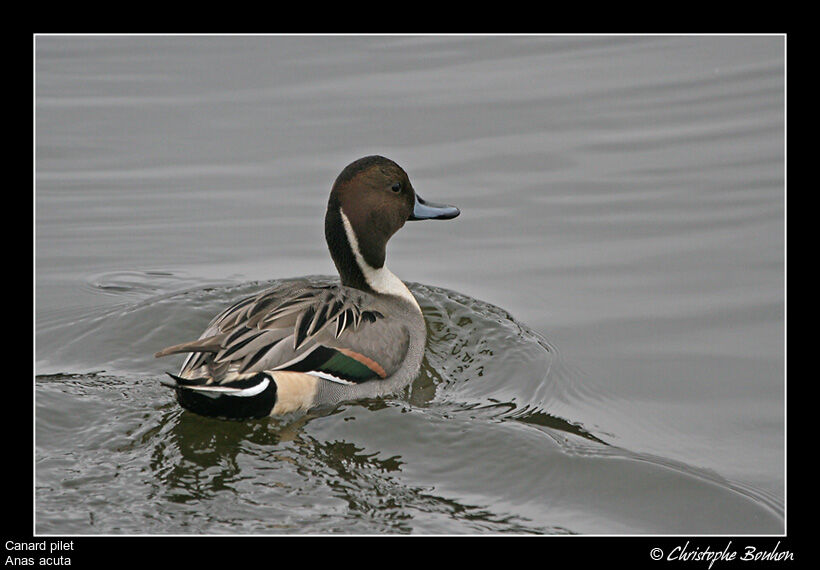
xmin=391 ymin=182 xmax=402 ymax=193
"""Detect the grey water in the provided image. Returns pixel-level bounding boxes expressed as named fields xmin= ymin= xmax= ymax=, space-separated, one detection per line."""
xmin=35 ymin=35 xmax=785 ymax=534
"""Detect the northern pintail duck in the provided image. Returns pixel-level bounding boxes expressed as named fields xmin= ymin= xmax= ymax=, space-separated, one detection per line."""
xmin=155 ymin=155 xmax=459 ymax=420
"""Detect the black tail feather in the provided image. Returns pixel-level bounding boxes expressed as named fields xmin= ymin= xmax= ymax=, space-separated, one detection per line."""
xmin=160 ymin=371 xmax=279 ymax=420
xmin=163 ymin=371 xmax=210 ymax=388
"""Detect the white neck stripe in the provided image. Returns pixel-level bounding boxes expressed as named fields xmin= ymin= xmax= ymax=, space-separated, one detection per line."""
xmin=339 ymin=209 xmax=420 ymax=310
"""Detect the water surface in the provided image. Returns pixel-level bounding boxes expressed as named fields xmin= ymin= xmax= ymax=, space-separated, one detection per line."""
xmin=35 ymin=35 xmax=785 ymax=534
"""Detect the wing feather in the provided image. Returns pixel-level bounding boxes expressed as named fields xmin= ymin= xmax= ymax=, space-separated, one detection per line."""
xmin=155 ymin=281 xmax=410 ymax=387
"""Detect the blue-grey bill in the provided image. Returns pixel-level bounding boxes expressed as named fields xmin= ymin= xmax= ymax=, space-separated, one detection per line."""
xmin=410 ymin=195 xmax=460 ymax=220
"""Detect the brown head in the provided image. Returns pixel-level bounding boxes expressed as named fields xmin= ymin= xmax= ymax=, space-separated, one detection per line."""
xmin=324 ymin=155 xmax=459 ymax=294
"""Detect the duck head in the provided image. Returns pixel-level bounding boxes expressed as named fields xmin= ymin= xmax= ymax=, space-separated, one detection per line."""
xmin=325 ymin=155 xmax=459 ymax=295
